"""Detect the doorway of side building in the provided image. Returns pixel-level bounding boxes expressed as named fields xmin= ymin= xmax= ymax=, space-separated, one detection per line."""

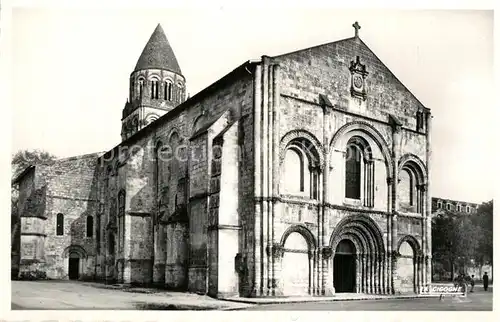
xmin=68 ymin=252 xmax=80 ymax=280
xmin=333 ymin=239 xmax=356 ymax=293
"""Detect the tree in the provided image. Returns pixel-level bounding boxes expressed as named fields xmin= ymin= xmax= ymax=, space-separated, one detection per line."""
xmin=12 ymin=149 xmax=58 ymax=178
xmin=470 ymin=200 xmax=493 ymax=267
xmin=432 ymin=210 xmax=480 ymax=281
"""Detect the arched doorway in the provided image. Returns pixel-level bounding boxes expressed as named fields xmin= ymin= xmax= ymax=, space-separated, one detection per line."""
xmin=396 ymin=240 xmax=415 ymax=293
xmin=334 ymin=239 xmax=356 ymax=293
xmin=68 ymin=252 xmax=80 ymax=280
xmin=282 ymin=232 xmax=310 ymax=296
xmin=62 ymin=245 xmax=87 ymax=281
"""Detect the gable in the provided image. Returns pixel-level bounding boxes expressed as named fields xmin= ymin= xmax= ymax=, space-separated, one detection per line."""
xmin=272 ymin=37 xmax=427 ymax=128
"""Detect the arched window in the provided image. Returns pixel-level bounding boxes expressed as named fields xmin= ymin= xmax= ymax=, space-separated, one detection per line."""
xmin=118 ymin=190 xmax=125 ymax=252
xmin=164 ymin=81 xmax=173 ymax=101
xmin=86 ymin=215 xmax=93 ymax=237
xmin=398 ymin=160 xmax=425 ymax=214
xmin=345 ymin=145 xmax=362 ymax=199
xmin=56 ymin=213 xmax=64 ymax=236
xmin=177 ymin=83 xmax=184 ymax=102
xmin=284 ymin=148 xmax=305 ymax=193
xmin=282 ymin=138 xmax=320 ymax=199
xmin=398 ymin=169 xmax=414 ymax=206
xmin=108 ymin=233 xmax=115 ymax=255
xmin=132 ymin=117 xmax=139 ymax=132
xmin=96 ymin=215 xmax=101 ymax=253
xmin=138 ymin=78 xmax=144 ymax=98
xmin=151 ymin=79 xmax=159 ymax=99
xmin=345 ymin=136 xmax=373 ymax=205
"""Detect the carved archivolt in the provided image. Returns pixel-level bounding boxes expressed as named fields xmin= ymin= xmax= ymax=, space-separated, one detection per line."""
xmin=330 ymin=121 xmax=393 ymax=176
xmin=62 ymin=245 xmax=88 ymax=259
xmin=279 ymin=224 xmax=318 ymax=250
xmin=396 ymin=234 xmax=421 ymax=253
xmin=398 ymin=153 xmax=428 ymax=184
xmin=279 ymin=129 xmax=325 ymax=167
xmin=329 ymin=214 xmax=385 ymax=255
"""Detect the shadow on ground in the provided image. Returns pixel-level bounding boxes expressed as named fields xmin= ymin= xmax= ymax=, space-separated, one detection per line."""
xmin=132 ymin=302 xmax=214 ymax=310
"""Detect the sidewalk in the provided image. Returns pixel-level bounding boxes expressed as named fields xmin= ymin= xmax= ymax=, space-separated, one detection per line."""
xmin=222 ymin=292 xmax=446 ymax=305
xmin=83 ymin=281 xmax=464 ymax=306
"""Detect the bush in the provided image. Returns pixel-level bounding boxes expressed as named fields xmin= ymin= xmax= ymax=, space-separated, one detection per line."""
xmin=19 ymin=270 xmax=47 ymax=280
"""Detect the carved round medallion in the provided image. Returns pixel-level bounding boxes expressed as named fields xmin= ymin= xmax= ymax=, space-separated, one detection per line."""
xmin=353 ymin=75 xmax=363 ymax=89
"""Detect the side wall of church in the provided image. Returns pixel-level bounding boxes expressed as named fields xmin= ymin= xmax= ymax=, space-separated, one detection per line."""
xmin=96 ymin=68 xmax=255 ymax=294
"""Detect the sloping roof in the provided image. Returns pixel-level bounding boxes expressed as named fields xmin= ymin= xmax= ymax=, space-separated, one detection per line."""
xmin=273 ymin=36 xmax=429 ymax=111
xmin=134 ymin=23 xmax=182 ymax=74
xmin=11 ymin=165 xmax=35 ymax=185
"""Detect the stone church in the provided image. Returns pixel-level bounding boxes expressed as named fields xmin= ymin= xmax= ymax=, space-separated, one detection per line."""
xmin=12 ymin=22 xmax=433 ymax=298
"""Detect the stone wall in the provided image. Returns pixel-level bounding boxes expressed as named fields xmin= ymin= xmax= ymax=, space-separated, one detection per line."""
xmin=246 ymin=35 xmax=430 ymax=296
xmin=96 ymin=64 xmax=254 ymax=293
xmin=16 ymin=153 xmax=101 ymax=279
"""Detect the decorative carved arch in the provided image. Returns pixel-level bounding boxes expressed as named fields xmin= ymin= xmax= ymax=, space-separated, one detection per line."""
xmin=280 ymin=130 xmax=325 ymax=167
xmin=162 ymin=77 xmax=174 ymax=83
xmin=279 ymin=224 xmax=317 ymax=250
xmin=145 ymin=113 xmax=159 ymax=124
xmin=334 ymin=229 xmax=365 ymax=255
xmin=398 ymin=153 xmax=427 ymax=184
xmin=147 ymin=74 xmax=161 ymax=81
xmin=154 ymin=139 xmax=164 ymax=153
xmin=167 ymin=128 xmax=183 ymax=144
xmin=396 ymin=235 xmax=421 ymax=254
xmin=330 ymin=121 xmax=393 ymax=177
xmin=192 ymin=114 xmax=205 ymax=134
xmin=329 ymin=214 xmax=385 ymax=255
xmin=62 ymin=245 xmax=87 ymax=259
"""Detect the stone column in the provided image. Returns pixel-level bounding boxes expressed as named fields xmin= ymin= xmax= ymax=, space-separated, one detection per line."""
xmin=355 ymin=253 xmax=361 ymax=293
xmin=322 ymin=246 xmax=333 ymax=295
xmin=271 ymin=243 xmax=284 ymax=296
xmin=271 ymin=63 xmax=281 ymax=296
xmin=391 ymin=121 xmax=401 ymax=294
xmin=380 ymin=253 xmax=386 ymax=294
xmin=261 ymin=57 xmax=270 ymax=296
xmin=252 ymin=63 xmax=262 ymax=297
xmin=425 ymin=112 xmax=433 ymax=287
xmin=308 ymin=250 xmax=314 ymax=295
xmin=326 ymin=250 xmax=334 ymax=294
xmin=361 ymin=253 xmax=369 ymax=293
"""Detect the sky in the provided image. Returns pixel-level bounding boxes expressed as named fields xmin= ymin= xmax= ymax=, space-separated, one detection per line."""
xmin=10 ymin=7 xmax=494 ymax=203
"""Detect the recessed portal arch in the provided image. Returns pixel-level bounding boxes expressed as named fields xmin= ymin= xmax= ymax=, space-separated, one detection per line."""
xmin=330 ymin=215 xmax=386 ymax=294
xmin=62 ymin=245 xmax=87 ymax=280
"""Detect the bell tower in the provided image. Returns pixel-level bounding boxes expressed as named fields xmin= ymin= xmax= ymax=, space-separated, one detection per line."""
xmin=121 ymin=24 xmax=186 ymax=141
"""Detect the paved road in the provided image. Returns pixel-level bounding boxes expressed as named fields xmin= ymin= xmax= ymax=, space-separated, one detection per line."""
xmin=12 ymin=280 xmax=492 ymax=311
xmin=11 ymin=280 xmax=251 ymax=310
xmin=242 ymin=290 xmax=493 ymax=311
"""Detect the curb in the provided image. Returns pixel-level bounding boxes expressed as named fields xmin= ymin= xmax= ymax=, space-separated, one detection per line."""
xmin=219 ymin=294 xmax=451 ymax=305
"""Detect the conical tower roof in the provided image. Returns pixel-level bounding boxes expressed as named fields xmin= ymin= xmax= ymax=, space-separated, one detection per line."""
xmin=134 ymin=24 xmax=182 ymax=74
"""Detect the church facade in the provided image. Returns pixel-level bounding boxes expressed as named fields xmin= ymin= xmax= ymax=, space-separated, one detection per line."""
xmin=12 ymin=22 xmax=432 ymax=298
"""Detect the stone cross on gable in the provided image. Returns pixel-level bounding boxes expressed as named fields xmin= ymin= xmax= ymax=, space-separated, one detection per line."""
xmin=353 ymin=21 xmax=361 ymax=37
